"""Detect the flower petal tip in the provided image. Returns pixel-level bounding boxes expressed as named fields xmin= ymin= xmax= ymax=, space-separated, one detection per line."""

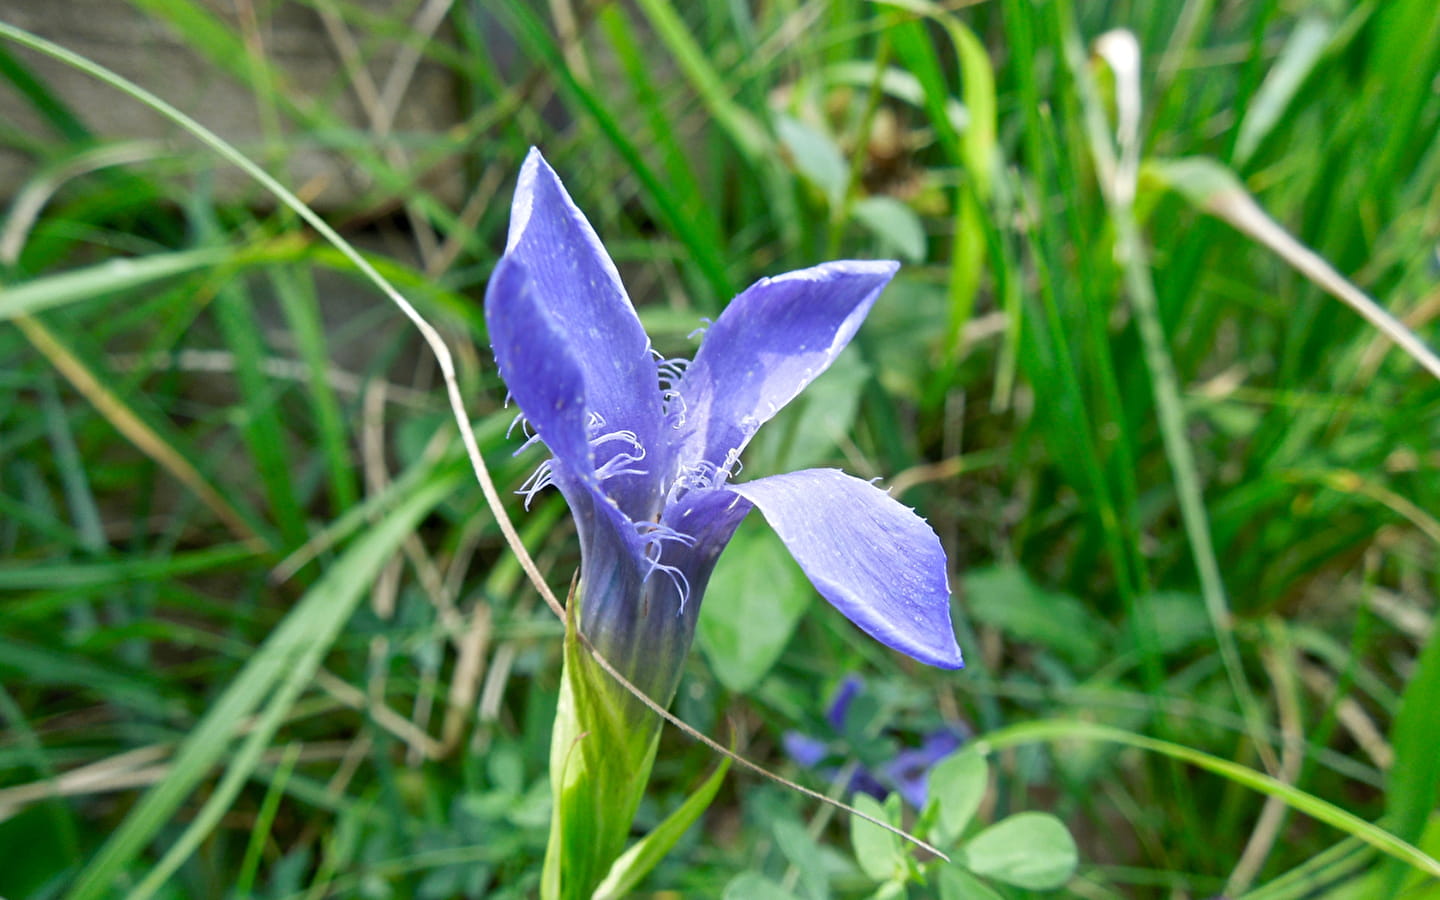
xmin=927 ymin=639 xmax=965 ymax=670
xmin=508 ymin=148 xmax=590 ymax=257
xmin=517 ymin=146 xmax=559 ymax=195
xmin=771 ymin=258 xmax=900 ymax=288
xmin=728 ymin=469 xmax=964 ymax=672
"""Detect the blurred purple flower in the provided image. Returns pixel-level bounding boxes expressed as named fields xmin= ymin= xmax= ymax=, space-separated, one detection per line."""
xmin=485 ymin=149 xmax=962 ymax=703
xmin=784 ymin=675 xmax=968 ymax=809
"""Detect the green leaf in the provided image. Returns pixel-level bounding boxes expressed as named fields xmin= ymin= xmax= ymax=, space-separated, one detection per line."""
xmin=937 ymin=865 xmax=1005 ymax=900
xmin=775 ymin=114 xmax=848 ymax=207
xmin=852 ymin=196 xmax=927 ymax=262
xmin=958 ymin=812 xmax=1077 ymax=890
xmin=964 ymin=566 xmax=1107 ymax=668
xmin=1383 ymin=626 xmax=1440 ymax=893
xmin=697 ymin=522 xmax=812 ymax=693
xmin=772 ymin=818 xmax=831 ymax=900
xmin=593 ymin=754 xmax=732 ymax=899
xmin=851 ymin=793 xmax=902 ymax=883
xmin=0 ymin=247 xmax=230 ymax=320
xmin=1234 ymin=16 xmax=1335 ymax=165
xmin=722 ymin=872 xmax=802 ymax=900
xmin=1130 ymin=592 xmax=1211 ymax=656
xmin=926 ymin=748 xmax=987 ymax=847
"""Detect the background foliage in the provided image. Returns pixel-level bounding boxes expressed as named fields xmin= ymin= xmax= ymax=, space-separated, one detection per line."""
xmin=2 ymin=0 xmax=1439 ymax=897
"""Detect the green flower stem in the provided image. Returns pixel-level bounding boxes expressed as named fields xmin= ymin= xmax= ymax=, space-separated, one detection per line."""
xmin=542 ymin=593 xmax=667 ymax=900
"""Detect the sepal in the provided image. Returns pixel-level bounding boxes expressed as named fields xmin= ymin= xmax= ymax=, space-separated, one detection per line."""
xmin=593 ymin=750 xmax=732 ymax=898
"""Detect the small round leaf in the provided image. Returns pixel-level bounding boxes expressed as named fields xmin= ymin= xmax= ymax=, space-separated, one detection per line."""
xmin=938 ymin=864 xmax=1007 ymax=900
xmin=851 ymin=792 xmax=903 ymax=882
xmin=958 ymin=811 xmax=1078 ymax=890
xmin=926 ymin=748 xmax=988 ymax=846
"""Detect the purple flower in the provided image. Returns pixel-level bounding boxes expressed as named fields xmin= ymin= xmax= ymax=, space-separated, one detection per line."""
xmin=887 ymin=729 xmax=966 ymax=809
xmin=784 ymin=675 xmax=968 ymax=809
xmin=485 ymin=149 xmax=962 ymax=703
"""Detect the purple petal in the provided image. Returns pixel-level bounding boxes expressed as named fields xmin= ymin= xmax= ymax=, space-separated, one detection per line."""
xmin=659 ymin=485 xmax=753 ymax=561
xmin=485 ymin=262 xmax=668 ymax=681
xmin=827 ymin=675 xmax=864 ymax=732
xmin=584 ymin=485 xmax=751 ymax=701
xmin=889 ymin=767 xmax=932 ymax=810
xmin=484 ymin=257 xmax=594 ymax=477
xmin=847 ymin=767 xmax=889 ymax=801
xmin=503 ymin=148 xmax=664 ymax=471
xmin=920 ymin=728 xmax=967 ymax=759
xmin=782 ymin=731 xmax=831 ymax=768
xmin=675 ymin=260 xmax=898 ymax=472
xmin=884 ymin=731 xmax=965 ymax=809
xmin=728 ymin=469 xmax=963 ymax=669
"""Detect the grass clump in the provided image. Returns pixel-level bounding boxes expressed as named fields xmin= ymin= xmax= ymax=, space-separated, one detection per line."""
xmin=1 ymin=1 xmax=1438 ymax=897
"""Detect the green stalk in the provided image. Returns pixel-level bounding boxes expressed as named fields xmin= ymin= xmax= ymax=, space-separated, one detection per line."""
xmin=1064 ymin=17 xmax=1276 ymax=773
xmin=541 ymin=592 xmax=666 ymax=900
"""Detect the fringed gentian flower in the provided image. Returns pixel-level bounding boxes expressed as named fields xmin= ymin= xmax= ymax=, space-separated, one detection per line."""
xmin=485 ymin=148 xmax=962 ymax=899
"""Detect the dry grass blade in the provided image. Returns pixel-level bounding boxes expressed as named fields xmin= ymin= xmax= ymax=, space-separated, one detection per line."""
xmin=1228 ymin=622 xmax=1306 ymax=895
xmin=314 ymin=670 xmax=444 ymax=759
xmin=0 ymin=741 xmax=354 ymax=823
xmin=13 ymin=314 xmax=266 ymax=550
xmin=0 ymin=142 xmax=165 ymax=263
xmin=1153 ymin=156 xmax=1440 ymax=382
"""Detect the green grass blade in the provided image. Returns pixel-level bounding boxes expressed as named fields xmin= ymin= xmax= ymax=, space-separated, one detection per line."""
xmin=14 ymin=315 xmax=274 ymax=548
xmin=188 ymin=194 xmax=309 ymax=550
xmin=38 ymin=377 xmax=105 ymax=552
xmin=126 ymin=0 xmax=472 ymax=244
xmin=0 ymin=42 xmax=90 ymax=141
xmin=0 ymin=247 xmax=231 ymax=320
xmin=883 ymin=14 xmax=962 ymax=161
xmin=0 ymin=490 xmax=91 ymax=553
xmin=0 ymin=682 xmax=82 ymax=864
xmin=1151 ymin=156 xmax=1440 ymax=382
xmin=209 ymin=273 xmax=309 ymax=550
xmin=234 ymin=742 xmax=302 ymax=897
xmin=63 ymin=464 xmax=461 ymax=900
xmin=975 ymin=719 xmax=1440 ymax=881
xmin=0 ymin=637 xmax=179 ymax=720
xmin=1363 ymin=0 xmax=1440 ymax=210
xmin=597 ymin=3 xmax=724 ymax=256
xmin=882 ymin=7 xmax=993 ymax=358
xmin=1068 ymin=16 xmax=1275 ymax=770
xmin=627 ymin=0 xmax=771 ymax=163
xmin=1232 ymin=15 xmax=1334 ymax=167
xmin=0 ymin=543 xmax=254 ymax=590
xmin=270 ymin=265 xmax=359 ymax=514
xmin=1381 ymin=628 xmax=1440 ymax=893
